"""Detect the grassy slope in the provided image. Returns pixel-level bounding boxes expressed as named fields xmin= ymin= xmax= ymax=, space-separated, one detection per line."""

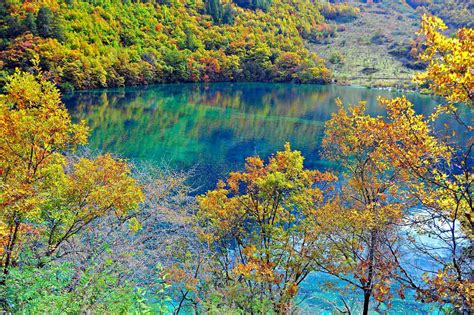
xmin=308 ymin=1 xmax=421 ymax=89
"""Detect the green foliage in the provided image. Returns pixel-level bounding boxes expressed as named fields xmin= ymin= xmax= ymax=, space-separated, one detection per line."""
xmin=320 ymin=2 xmax=359 ymax=22
xmin=2 ymin=262 xmax=171 ymax=314
xmin=206 ymin=0 xmax=223 ymax=23
xmin=234 ymin=0 xmax=271 ymax=11
xmin=0 ymin=0 xmax=333 ymax=89
xmin=205 ymin=0 xmax=234 ymax=24
xmin=329 ymin=51 xmax=344 ymax=64
xmin=202 ymin=289 xmax=275 ymax=314
xmin=24 ymin=12 xmax=37 ymax=36
xmin=36 ymin=7 xmax=54 ymax=38
xmin=305 ymin=23 xmax=336 ymax=44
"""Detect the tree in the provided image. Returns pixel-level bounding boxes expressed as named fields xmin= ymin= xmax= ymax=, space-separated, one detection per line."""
xmin=379 ymin=99 xmax=471 ymax=313
xmin=0 ymin=71 xmax=143 ymax=279
xmin=414 ymin=14 xmax=473 ymax=108
xmin=197 ymin=144 xmax=336 ymax=312
xmin=205 ymin=0 xmax=234 ymax=25
xmin=321 ymin=91 xmax=472 ymax=312
xmin=24 ymin=12 xmax=37 ymax=35
xmin=221 ymin=4 xmax=235 ymax=25
xmin=274 ymin=52 xmax=304 ymax=82
xmin=234 ymin=0 xmax=271 ymax=11
xmin=320 ymin=98 xmax=413 ymax=314
xmin=316 ymin=18 xmax=473 ymax=312
xmin=36 ymin=7 xmax=55 ymax=38
xmin=407 ymin=15 xmax=473 ymax=311
xmin=241 ymin=43 xmax=273 ymax=81
xmin=35 ymin=6 xmax=64 ymax=41
xmin=5 ymin=15 xmax=25 ymax=38
xmin=205 ymin=0 xmax=223 ymax=24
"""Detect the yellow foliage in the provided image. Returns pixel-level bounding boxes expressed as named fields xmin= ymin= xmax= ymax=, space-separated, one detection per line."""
xmin=197 ymin=143 xmax=336 ymax=307
xmin=414 ymin=14 xmax=473 ymax=107
xmin=0 ymin=71 xmax=143 ymax=268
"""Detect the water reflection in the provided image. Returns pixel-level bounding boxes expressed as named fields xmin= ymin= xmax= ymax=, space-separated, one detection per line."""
xmin=64 ymin=83 xmax=446 ymax=189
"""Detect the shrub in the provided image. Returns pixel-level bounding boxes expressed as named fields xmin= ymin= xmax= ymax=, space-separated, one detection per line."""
xmin=329 ymin=51 xmax=344 ymax=65
xmin=320 ymin=3 xmax=359 ymax=22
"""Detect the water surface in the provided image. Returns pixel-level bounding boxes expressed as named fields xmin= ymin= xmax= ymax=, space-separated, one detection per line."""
xmin=64 ymin=83 xmax=448 ymax=192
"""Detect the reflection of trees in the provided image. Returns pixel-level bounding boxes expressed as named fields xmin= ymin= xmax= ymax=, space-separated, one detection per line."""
xmin=65 ymin=83 xmax=441 ymax=172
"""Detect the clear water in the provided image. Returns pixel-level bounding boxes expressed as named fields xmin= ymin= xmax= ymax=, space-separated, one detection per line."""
xmin=63 ymin=82 xmax=464 ymax=313
xmin=63 ymin=82 xmax=457 ymax=192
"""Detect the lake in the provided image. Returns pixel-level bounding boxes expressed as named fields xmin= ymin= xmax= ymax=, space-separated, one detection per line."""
xmin=64 ymin=82 xmax=453 ymax=193
xmin=64 ymin=83 xmax=460 ymax=314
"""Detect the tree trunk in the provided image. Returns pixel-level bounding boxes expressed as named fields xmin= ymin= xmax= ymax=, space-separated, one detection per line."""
xmin=3 ymin=220 xmax=20 ymax=277
xmin=362 ymin=230 xmax=377 ymax=315
xmin=362 ymin=290 xmax=371 ymax=315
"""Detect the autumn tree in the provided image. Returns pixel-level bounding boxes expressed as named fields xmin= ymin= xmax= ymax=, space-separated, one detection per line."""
xmin=352 ymin=95 xmax=472 ymax=313
xmin=320 ymin=99 xmax=415 ymax=314
xmin=197 ymin=144 xmax=336 ymax=313
xmin=414 ymin=14 xmax=473 ymax=108
xmin=0 ymin=71 xmax=143 ymax=280
xmin=317 ymin=16 xmax=473 ymax=313
xmin=399 ymin=15 xmax=473 ymax=311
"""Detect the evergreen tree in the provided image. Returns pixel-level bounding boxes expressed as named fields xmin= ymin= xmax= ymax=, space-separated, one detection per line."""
xmin=37 ymin=7 xmax=54 ymax=38
xmin=234 ymin=0 xmax=271 ymax=11
xmin=222 ymin=4 xmax=235 ymax=25
xmin=205 ymin=0 xmax=223 ymax=24
xmin=5 ymin=16 xmax=25 ymax=38
xmin=24 ymin=12 xmax=37 ymax=35
xmin=36 ymin=6 xmax=64 ymax=41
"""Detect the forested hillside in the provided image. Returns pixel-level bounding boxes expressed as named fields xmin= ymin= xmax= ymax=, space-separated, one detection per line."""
xmin=1 ymin=0 xmax=471 ymax=90
xmin=0 ymin=0 xmax=343 ymax=90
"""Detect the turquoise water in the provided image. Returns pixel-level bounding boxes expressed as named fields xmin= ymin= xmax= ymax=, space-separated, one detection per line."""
xmin=64 ymin=83 xmax=461 ymax=313
xmin=64 ymin=82 xmax=450 ymax=192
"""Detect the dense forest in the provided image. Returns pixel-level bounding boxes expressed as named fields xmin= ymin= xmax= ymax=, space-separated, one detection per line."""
xmin=1 ymin=0 xmax=471 ymax=90
xmin=1 ymin=9 xmax=473 ymax=313
xmin=1 ymin=0 xmax=356 ymax=89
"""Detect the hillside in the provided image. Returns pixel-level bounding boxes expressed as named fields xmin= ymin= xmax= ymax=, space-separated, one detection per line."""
xmin=0 ymin=0 xmax=336 ymax=90
xmin=1 ymin=0 xmax=472 ymax=90
xmin=306 ymin=0 xmax=473 ymax=88
xmin=405 ymin=0 xmax=473 ymax=28
xmin=307 ymin=1 xmax=420 ymax=88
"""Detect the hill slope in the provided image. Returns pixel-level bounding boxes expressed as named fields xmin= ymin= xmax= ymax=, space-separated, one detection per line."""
xmin=307 ymin=1 xmax=422 ymax=88
xmin=307 ymin=0 xmax=473 ymax=88
xmin=1 ymin=0 xmax=471 ymax=90
xmin=1 ymin=0 xmax=334 ymax=90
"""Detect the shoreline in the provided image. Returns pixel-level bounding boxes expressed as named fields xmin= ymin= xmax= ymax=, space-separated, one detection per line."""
xmin=61 ymin=79 xmax=425 ymax=96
